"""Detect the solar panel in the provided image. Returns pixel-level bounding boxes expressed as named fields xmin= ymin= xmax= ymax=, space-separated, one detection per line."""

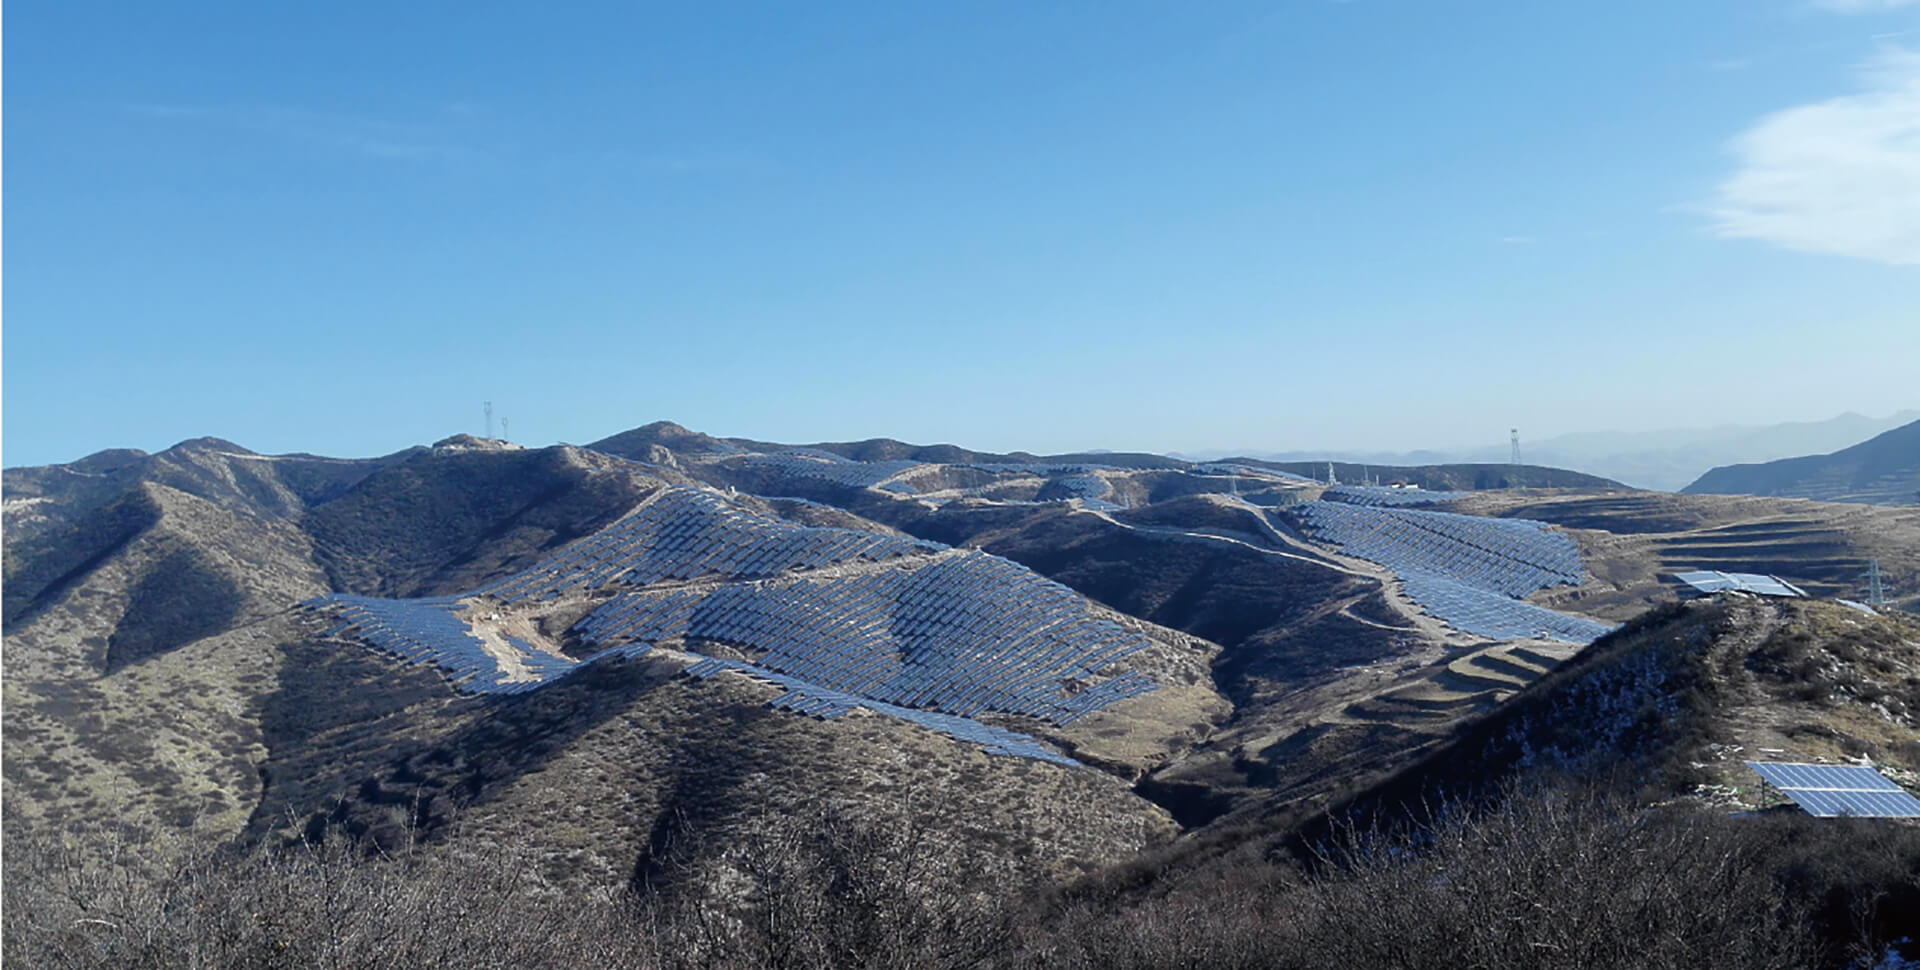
xmin=1674 ymin=571 xmax=1805 ymax=598
xmin=1746 ymin=762 xmax=1920 ymax=818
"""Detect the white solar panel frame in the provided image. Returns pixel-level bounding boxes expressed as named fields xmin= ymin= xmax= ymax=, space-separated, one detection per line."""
xmin=1746 ymin=761 xmax=1920 ymax=818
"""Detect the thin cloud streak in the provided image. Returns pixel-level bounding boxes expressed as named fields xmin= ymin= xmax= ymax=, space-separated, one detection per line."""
xmin=1708 ymin=46 xmax=1920 ymax=266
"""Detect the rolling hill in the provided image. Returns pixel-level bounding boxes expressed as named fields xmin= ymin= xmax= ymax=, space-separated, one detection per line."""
xmin=6 ymin=420 xmax=1917 ymax=922
xmin=1684 ymin=418 xmax=1920 ymax=506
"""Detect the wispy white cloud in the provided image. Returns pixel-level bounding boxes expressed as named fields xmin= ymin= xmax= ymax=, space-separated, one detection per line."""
xmin=1707 ymin=46 xmax=1920 ymax=266
xmin=1813 ymin=0 xmax=1918 ymax=12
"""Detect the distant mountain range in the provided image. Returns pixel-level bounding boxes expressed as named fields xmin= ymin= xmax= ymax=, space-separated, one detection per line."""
xmin=1176 ymin=410 xmax=1920 ymax=492
xmin=1683 ymin=418 xmax=1920 ymax=506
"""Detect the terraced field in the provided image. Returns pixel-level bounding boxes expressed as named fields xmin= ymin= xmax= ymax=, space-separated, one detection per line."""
xmin=1652 ymin=520 xmax=1868 ymax=597
xmin=1342 ymin=642 xmax=1580 ymax=727
xmin=1448 ymin=491 xmax=1920 ymax=615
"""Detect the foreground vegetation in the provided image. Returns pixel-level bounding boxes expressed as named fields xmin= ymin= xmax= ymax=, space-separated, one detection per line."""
xmin=8 ymin=784 xmax=1918 ymax=970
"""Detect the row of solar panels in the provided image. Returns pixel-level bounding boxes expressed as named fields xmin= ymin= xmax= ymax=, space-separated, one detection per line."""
xmin=303 ymin=487 xmax=1166 ymax=760
xmin=1673 ymin=570 xmax=1807 ymax=598
xmin=720 ymin=451 xmax=1139 ymax=508
xmin=310 ymin=594 xmax=565 ymax=696
xmin=1193 ymin=462 xmax=1319 ymax=484
xmin=727 ymin=452 xmax=925 ymax=488
xmin=473 ymin=487 xmax=942 ymax=603
xmin=684 ymin=655 xmax=1080 ymax=764
xmin=304 ymin=595 xmax=1092 ymax=764
xmin=1747 ymin=762 xmax=1920 ymax=818
xmin=571 ymin=550 xmax=1159 ymax=725
xmin=1399 ymin=570 xmax=1618 ymax=644
xmin=1289 ymin=500 xmax=1587 ymax=598
xmin=1322 ymin=485 xmax=1468 ymax=508
xmin=1052 ymin=475 xmax=1123 ymax=512
xmin=1288 ymin=501 xmax=1611 ymax=645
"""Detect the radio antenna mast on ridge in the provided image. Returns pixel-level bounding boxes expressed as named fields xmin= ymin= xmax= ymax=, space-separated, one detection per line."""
xmin=484 ymin=401 xmax=494 ymax=440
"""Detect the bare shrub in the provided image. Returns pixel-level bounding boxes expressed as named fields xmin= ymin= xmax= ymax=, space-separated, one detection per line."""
xmin=1023 ymin=785 xmax=1824 ymax=970
xmin=1285 ymin=787 xmax=1815 ymax=970
xmin=2 ymin=823 xmax=651 ymax=970
xmin=9 ymin=784 xmax=1916 ymax=970
xmin=636 ymin=799 xmax=1020 ymax=970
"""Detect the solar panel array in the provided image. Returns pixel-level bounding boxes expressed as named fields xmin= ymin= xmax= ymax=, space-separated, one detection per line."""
xmin=1289 ymin=501 xmax=1586 ymax=596
xmin=1747 ymin=762 xmax=1920 ymax=818
xmin=1673 ymin=570 xmax=1807 ymax=598
xmin=472 ymin=488 xmax=942 ymax=604
xmin=1194 ymin=463 xmax=1318 ymax=484
xmin=684 ymin=654 xmax=1079 ymax=764
xmin=1288 ymin=500 xmax=1613 ymax=644
xmin=1054 ymin=474 xmax=1123 ymax=511
xmin=298 ymin=486 xmax=1160 ymax=764
xmin=1398 ymin=570 xmax=1618 ymax=643
xmin=713 ymin=452 xmax=1145 ymax=507
xmin=306 ymin=593 xmax=570 ymax=695
xmin=1322 ymin=485 xmax=1468 ymax=508
xmin=727 ymin=452 xmax=926 ymax=490
xmin=571 ymin=550 xmax=1158 ymax=725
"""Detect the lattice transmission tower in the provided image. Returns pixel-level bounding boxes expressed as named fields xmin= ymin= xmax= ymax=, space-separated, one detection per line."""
xmin=1510 ymin=428 xmax=1522 ymax=490
xmin=1868 ymin=559 xmax=1887 ymax=608
xmin=484 ymin=401 xmax=494 ymax=440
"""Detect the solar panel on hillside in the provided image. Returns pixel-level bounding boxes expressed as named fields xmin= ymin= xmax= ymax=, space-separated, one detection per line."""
xmin=1674 ymin=571 xmax=1806 ymax=598
xmin=1284 ymin=499 xmax=1611 ymax=645
xmin=1746 ymin=762 xmax=1920 ymax=818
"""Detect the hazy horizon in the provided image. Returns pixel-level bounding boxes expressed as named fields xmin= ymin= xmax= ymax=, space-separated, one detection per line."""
xmin=7 ymin=1 xmax=1917 ymax=469
xmin=7 ymin=407 xmax=1916 ymax=473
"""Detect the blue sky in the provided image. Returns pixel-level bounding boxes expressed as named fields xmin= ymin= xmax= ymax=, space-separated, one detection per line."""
xmin=5 ymin=1 xmax=1917 ymax=466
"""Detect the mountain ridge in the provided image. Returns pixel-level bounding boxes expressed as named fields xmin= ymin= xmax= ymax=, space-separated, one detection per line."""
xmin=1683 ymin=418 xmax=1920 ymax=506
xmin=1177 ymin=410 xmax=1920 ymax=492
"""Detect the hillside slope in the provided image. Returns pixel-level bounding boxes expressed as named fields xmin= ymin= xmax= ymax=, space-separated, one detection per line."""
xmin=1684 ymin=418 xmax=1920 ymax=506
xmin=12 ymin=419 xmax=1906 ymax=898
xmin=2 ymin=435 xmax=1220 ymax=885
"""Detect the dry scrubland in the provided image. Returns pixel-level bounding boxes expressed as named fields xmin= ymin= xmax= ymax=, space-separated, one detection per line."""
xmin=8 ymin=428 xmax=1920 ymax=969
xmin=8 ymin=785 xmax=1918 ymax=969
